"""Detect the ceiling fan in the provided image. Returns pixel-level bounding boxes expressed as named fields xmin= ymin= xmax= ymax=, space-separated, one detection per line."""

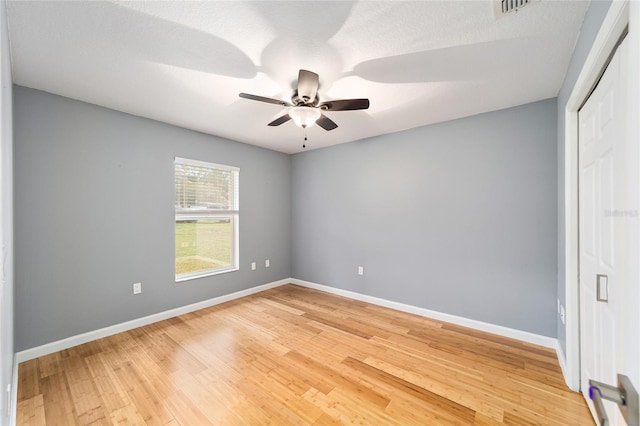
xmin=239 ymin=69 xmax=370 ymax=131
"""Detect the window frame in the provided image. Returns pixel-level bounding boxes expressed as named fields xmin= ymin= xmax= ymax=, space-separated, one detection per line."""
xmin=174 ymin=157 xmax=239 ymax=282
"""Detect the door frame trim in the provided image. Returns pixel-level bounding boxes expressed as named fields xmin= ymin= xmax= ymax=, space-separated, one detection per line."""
xmin=563 ymin=0 xmax=631 ymax=392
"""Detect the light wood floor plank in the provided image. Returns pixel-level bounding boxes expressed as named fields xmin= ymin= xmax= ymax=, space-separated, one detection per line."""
xmin=16 ymin=394 xmax=45 ymax=426
xmin=17 ymin=284 xmax=593 ymax=425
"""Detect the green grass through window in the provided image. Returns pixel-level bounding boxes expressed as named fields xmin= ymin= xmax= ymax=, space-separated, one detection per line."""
xmin=175 ymin=219 xmax=232 ymax=275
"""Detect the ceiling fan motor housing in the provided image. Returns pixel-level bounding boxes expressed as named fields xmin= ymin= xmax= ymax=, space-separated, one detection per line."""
xmin=291 ymin=90 xmax=319 ymax=107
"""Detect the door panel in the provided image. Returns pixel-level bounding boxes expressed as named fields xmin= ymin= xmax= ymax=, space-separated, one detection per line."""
xmin=599 ymin=151 xmax=614 ymax=269
xmin=582 ymin=164 xmax=596 ymax=258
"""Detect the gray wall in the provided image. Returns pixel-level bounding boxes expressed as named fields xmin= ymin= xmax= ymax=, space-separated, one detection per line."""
xmin=556 ymin=0 xmax=612 ymax=355
xmin=292 ymin=99 xmax=558 ymax=337
xmin=0 ymin=0 xmax=14 ymax=422
xmin=14 ymin=86 xmax=291 ymax=351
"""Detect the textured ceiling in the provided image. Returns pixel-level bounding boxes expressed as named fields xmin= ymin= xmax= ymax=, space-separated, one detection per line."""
xmin=6 ymin=1 xmax=589 ymax=154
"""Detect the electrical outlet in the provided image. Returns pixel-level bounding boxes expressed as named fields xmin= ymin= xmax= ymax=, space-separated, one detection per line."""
xmin=265 ymin=259 xmax=270 ymax=268
xmin=251 ymin=262 xmax=256 ymax=271
xmin=358 ymin=266 xmax=364 ymax=275
xmin=133 ymin=282 xmax=142 ymax=294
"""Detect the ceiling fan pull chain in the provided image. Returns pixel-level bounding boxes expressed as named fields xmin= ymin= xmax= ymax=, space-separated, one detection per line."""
xmin=303 ymin=128 xmax=307 ymax=149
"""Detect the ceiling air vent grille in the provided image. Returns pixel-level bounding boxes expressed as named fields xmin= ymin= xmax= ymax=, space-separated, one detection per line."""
xmin=494 ymin=0 xmax=539 ymax=18
xmin=502 ymin=0 xmax=530 ymax=14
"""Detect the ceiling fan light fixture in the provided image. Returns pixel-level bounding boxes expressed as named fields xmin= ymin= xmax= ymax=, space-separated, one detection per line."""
xmin=289 ymin=106 xmax=321 ymax=128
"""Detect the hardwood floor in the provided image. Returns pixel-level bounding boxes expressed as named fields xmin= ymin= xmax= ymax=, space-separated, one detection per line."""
xmin=17 ymin=284 xmax=593 ymax=425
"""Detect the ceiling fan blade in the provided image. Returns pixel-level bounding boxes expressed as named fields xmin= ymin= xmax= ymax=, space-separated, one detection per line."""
xmin=297 ymin=69 xmax=319 ymax=103
xmin=239 ymin=93 xmax=289 ymax=106
xmin=316 ymin=114 xmax=338 ymax=131
xmin=267 ymin=114 xmax=292 ymax=127
xmin=319 ymin=98 xmax=370 ymax=111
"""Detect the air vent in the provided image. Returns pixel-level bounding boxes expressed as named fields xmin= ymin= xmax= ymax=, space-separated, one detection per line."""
xmin=502 ymin=0 xmax=529 ymax=14
xmin=494 ymin=0 xmax=539 ymax=18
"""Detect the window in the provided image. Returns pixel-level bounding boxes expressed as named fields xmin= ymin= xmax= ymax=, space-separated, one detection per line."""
xmin=175 ymin=157 xmax=239 ymax=281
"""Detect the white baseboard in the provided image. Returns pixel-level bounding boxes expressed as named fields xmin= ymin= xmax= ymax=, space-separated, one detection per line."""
xmin=290 ymin=278 xmax=557 ymax=349
xmin=15 ymin=278 xmax=290 ymax=363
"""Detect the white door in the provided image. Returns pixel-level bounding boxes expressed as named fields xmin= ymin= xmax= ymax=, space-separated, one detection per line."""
xmin=579 ymin=37 xmax=635 ymax=425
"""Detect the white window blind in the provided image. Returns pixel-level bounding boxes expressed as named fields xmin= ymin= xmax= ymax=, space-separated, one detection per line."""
xmin=175 ymin=157 xmax=239 ymax=217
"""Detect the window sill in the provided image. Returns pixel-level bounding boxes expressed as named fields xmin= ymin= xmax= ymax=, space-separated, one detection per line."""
xmin=175 ymin=266 xmax=238 ymax=283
